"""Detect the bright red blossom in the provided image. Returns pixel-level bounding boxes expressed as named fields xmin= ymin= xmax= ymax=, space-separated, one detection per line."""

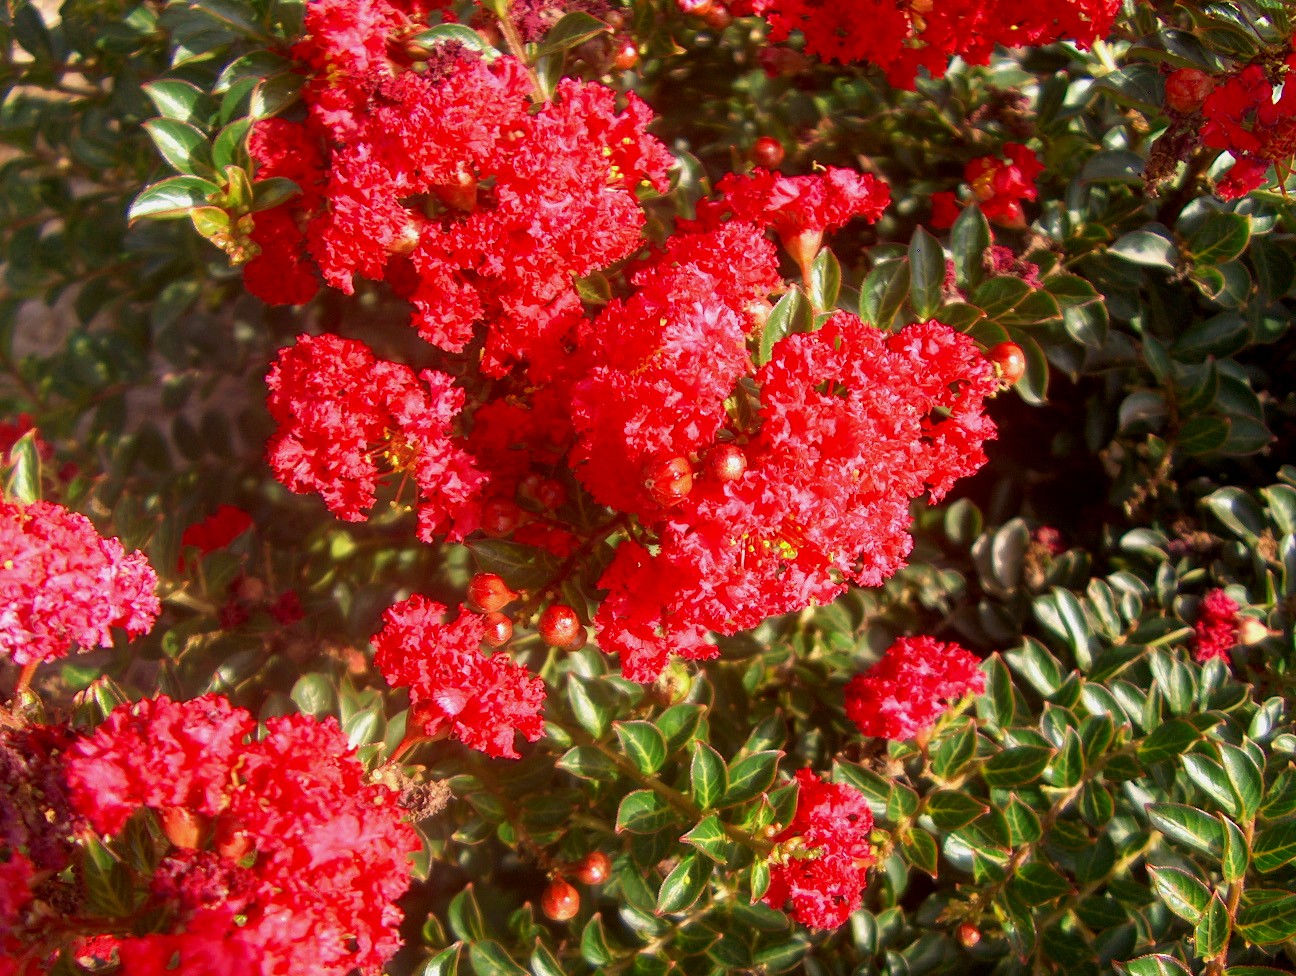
xmin=1194 ymin=588 xmax=1241 ymax=663
xmin=60 ymin=695 xmax=418 ymax=976
xmin=764 ymin=770 xmax=874 ymax=929
xmin=265 ymin=333 xmax=485 ymax=541
xmin=1201 ymin=56 xmax=1296 ymax=199
xmin=372 ymin=595 xmax=546 ymax=758
xmin=0 ymin=500 xmax=159 ymax=666
xmin=732 ymin=0 xmax=1120 ymax=88
xmin=845 ymin=636 xmax=986 ymax=741
xmin=181 ymin=505 xmax=254 ymax=558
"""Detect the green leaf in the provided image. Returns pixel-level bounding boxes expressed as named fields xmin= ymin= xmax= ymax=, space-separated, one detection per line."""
xmin=931 ymin=721 xmax=979 ymax=779
xmin=535 ymin=11 xmax=609 ymax=58
xmin=1195 ymin=893 xmax=1230 ymax=958
xmin=983 ymin=745 xmax=1054 ymax=788
xmin=615 ymin=721 xmax=667 ymax=776
xmin=1187 ymin=213 xmax=1250 ymax=266
xmin=448 ymin=885 xmax=486 ymax=941
xmin=556 ymin=745 xmax=620 ymax=781
xmin=758 ymin=289 xmax=812 ymax=365
xmin=926 ymin=790 xmax=987 ymax=831
xmin=908 ymin=226 xmax=945 ymax=319
xmin=902 ymin=828 xmax=939 ymax=876
xmin=410 ymin=22 xmax=498 ymax=59
xmin=690 ymin=741 xmax=728 ymax=810
xmin=657 ymin=853 xmax=711 ymax=914
xmin=1252 ymin=820 xmax=1296 ymax=873
xmin=289 ymin=673 xmax=336 ymax=718
xmin=251 ymin=176 xmax=301 ymax=211
xmin=722 ymin=750 xmax=781 ymax=807
xmin=142 ymin=79 xmax=213 ymax=124
xmin=1179 ymin=415 xmax=1231 ymax=456
xmin=1122 ymin=956 xmax=1191 ymax=976
xmin=1173 ymin=312 xmax=1250 ymax=362
xmin=419 ymin=944 xmax=461 ymax=976
xmin=1139 ymin=719 xmax=1200 ymax=765
xmin=1218 ymin=743 xmax=1263 ymax=820
xmin=616 ymin=790 xmax=676 ymax=834
xmin=566 ymin=676 xmax=612 ymax=738
xmin=1220 ymin=815 xmax=1250 ymax=883
xmin=805 ymin=246 xmax=840 ymax=312
xmin=212 ymin=117 xmax=252 ymax=171
xmin=6 ymin=431 xmax=42 ymax=504
xmin=128 ymin=176 xmax=219 ymax=221
xmin=657 ymin=704 xmax=703 ymax=754
xmin=469 ymin=941 xmax=528 ymax=976
xmin=1149 ymin=865 xmax=1210 ymax=923
xmin=1109 ymin=230 xmax=1178 ymax=269
xmin=1236 ymin=893 xmax=1296 ymax=945
xmin=1147 ymin=803 xmax=1225 ymax=859
xmin=466 ymin=538 xmax=561 ymax=590
xmin=579 ymin=915 xmax=615 ymax=966
xmin=1002 ymin=796 xmax=1043 ymax=845
xmin=1011 ymin=861 xmax=1073 ymax=903
xmin=682 ymin=815 xmax=730 ymax=862
xmin=862 ymin=259 xmax=910 ymax=330
xmin=529 ymin=943 xmax=562 ymax=976
xmin=1006 ymin=638 xmax=1065 ymax=696
xmin=951 ymin=204 xmax=991 ymax=289
xmin=1183 ymin=753 xmax=1240 ymax=816
xmin=144 ymin=118 xmax=211 ymax=176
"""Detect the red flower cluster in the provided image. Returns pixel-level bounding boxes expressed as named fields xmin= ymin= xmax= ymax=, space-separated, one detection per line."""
xmin=764 ymin=769 xmax=874 ymax=930
xmin=1193 ymin=588 xmax=1241 ymax=663
xmin=845 ymin=635 xmax=986 ymax=741
xmin=0 ymin=500 xmax=159 ymax=666
xmin=246 ymin=0 xmax=674 ymax=377
xmin=1201 ymin=56 xmax=1296 ymax=200
xmin=53 ymin=695 xmax=419 ymax=975
xmin=930 ymin=144 xmax=1044 ymax=229
xmin=731 ymin=0 xmax=1120 ymax=88
xmin=266 ymin=333 xmax=484 ymax=541
xmin=594 ymin=314 xmax=998 ymax=682
xmin=372 ymin=595 xmax=546 ymax=758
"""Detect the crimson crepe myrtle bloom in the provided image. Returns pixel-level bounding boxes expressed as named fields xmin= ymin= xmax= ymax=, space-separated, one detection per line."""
xmin=1201 ymin=55 xmax=1296 ymax=198
xmin=845 ymin=635 xmax=987 ymax=741
xmin=371 ymin=595 xmax=546 ymax=758
xmin=0 ymin=499 xmax=159 ymax=667
xmin=730 ymin=0 xmax=1120 ymax=89
xmin=1194 ymin=588 xmax=1241 ymax=663
xmin=55 ymin=695 xmax=419 ymax=976
xmin=764 ymin=769 xmax=874 ymax=930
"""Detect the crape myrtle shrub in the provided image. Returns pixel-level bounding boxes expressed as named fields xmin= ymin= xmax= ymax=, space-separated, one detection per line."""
xmin=4 ymin=0 xmax=1296 ymax=973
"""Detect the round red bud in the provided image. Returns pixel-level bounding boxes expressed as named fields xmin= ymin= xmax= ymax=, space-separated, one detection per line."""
xmin=751 ymin=136 xmax=785 ymax=169
xmin=645 ymin=456 xmax=693 ymax=507
xmin=468 ymin=573 xmax=516 ymax=613
xmin=481 ymin=611 xmax=513 ymax=648
xmin=987 ymin=341 xmax=1027 ymax=385
xmin=704 ymin=3 xmax=733 ymax=28
xmin=538 ymin=604 xmax=582 ymax=648
xmin=958 ymin=923 xmax=982 ymax=948
xmin=1165 ymin=68 xmax=1214 ymax=115
xmin=573 ymin=851 xmax=612 ymax=885
xmin=707 ymin=443 xmax=747 ymax=483
xmin=535 ymin=478 xmax=568 ymax=510
xmin=517 ymin=471 xmax=545 ymax=502
xmin=541 ymin=879 xmax=581 ymax=921
xmin=481 ymin=498 xmax=522 ymax=538
xmin=612 ymin=37 xmax=639 ymax=71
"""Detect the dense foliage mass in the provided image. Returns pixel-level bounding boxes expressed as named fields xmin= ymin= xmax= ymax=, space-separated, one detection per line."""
xmin=2 ymin=0 xmax=1296 ymax=974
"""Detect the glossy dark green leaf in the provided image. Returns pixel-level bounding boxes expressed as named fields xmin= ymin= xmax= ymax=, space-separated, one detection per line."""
xmin=758 ymin=289 xmax=813 ymax=366
xmin=615 ymin=721 xmax=667 ymax=776
xmin=690 ymin=741 xmax=728 ymax=810
xmin=535 ymin=11 xmax=609 ymax=57
xmin=1252 ymin=820 xmax=1296 ymax=873
xmin=1236 ymin=893 xmax=1296 ymax=945
xmin=908 ymin=226 xmax=944 ymax=319
xmin=983 ymin=745 xmax=1053 ymax=788
xmin=1186 ymin=213 xmax=1250 ymax=266
xmin=721 ymin=750 xmax=781 ymax=807
xmin=809 ymin=247 xmax=841 ymax=312
xmin=926 ymin=790 xmax=987 ymax=831
xmin=128 ymin=175 xmax=219 ymax=221
xmin=5 ymin=431 xmax=41 ymax=504
xmin=1149 ymin=865 xmax=1210 ymax=923
xmin=682 ymin=815 xmax=730 ymax=862
xmin=657 ymin=853 xmax=711 ymax=914
xmin=616 ymin=790 xmax=675 ymax=834
xmin=1147 ymin=803 xmax=1225 ymax=859
xmin=951 ymin=204 xmax=991 ymax=290
xmin=1109 ymin=230 xmax=1178 ymax=269
xmin=469 ymin=943 xmax=527 ymax=976
xmin=1195 ymin=893 xmax=1230 ymax=959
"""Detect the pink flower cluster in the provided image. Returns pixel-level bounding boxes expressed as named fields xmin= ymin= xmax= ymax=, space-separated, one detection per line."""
xmin=845 ymin=636 xmax=986 ymax=741
xmin=764 ymin=769 xmax=874 ymax=930
xmin=371 ymin=595 xmax=546 ymax=758
xmin=731 ymin=0 xmax=1121 ymax=88
xmin=0 ymin=500 xmax=159 ymax=666
xmin=5 ymin=695 xmax=422 ymax=975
